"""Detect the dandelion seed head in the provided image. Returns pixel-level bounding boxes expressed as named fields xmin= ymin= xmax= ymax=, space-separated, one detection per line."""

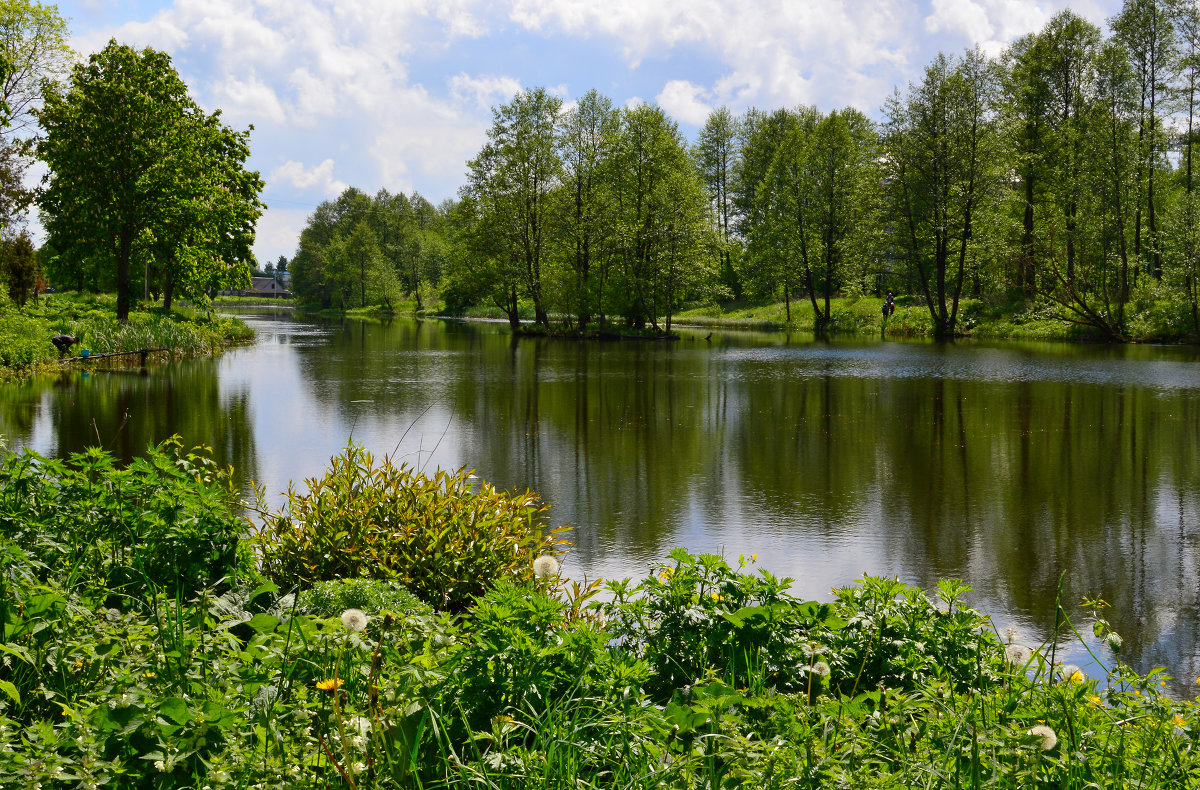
xmin=813 ymin=661 xmax=831 ymax=678
xmin=341 ymin=609 xmax=368 ymax=632
xmin=532 ymin=555 xmax=559 ymax=579
xmin=1005 ymin=643 xmax=1033 ymax=667
xmin=1003 ymin=626 xmax=1019 ymax=645
xmin=1028 ymin=724 xmax=1057 ymax=751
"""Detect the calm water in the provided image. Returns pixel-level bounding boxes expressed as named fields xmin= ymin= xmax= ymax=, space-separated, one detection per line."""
xmin=4 ymin=308 xmax=1200 ymax=691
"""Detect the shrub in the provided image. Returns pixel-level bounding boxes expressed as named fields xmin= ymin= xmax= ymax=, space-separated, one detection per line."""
xmin=296 ymin=577 xmax=431 ymax=619
xmin=0 ymin=437 xmax=254 ymax=601
xmin=255 ymin=443 xmax=570 ymax=611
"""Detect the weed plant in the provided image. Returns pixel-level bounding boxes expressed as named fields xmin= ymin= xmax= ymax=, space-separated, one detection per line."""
xmin=3 ymin=441 xmax=1200 ymax=788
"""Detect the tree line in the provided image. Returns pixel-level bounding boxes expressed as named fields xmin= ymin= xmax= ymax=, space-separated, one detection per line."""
xmin=293 ymin=0 xmax=1200 ymax=341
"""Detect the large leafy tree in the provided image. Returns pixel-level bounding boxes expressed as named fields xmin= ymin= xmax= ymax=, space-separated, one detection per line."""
xmin=0 ymin=1 xmax=69 ymax=238
xmin=36 ymin=40 xmax=263 ymax=320
xmin=884 ymin=50 xmax=1001 ymax=338
xmin=465 ymin=87 xmax=563 ymax=328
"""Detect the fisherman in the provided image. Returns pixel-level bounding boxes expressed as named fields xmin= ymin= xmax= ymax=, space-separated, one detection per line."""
xmin=51 ymin=334 xmax=79 ymax=356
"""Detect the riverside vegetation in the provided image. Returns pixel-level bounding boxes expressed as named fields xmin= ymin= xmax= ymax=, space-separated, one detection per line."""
xmin=3 ymin=439 xmax=1200 ymax=788
xmin=0 ymin=293 xmax=255 ymax=375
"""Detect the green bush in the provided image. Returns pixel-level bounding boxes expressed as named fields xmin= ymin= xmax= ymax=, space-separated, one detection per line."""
xmin=296 ymin=578 xmax=431 ymax=619
xmin=0 ymin=438 xmax=254 ymax=601
xmin=255 ymin=443 xmax=570 ymax=611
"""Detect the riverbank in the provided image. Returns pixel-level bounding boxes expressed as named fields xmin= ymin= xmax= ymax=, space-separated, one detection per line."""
xmin=2 ymin=440 xmax=1196 ymax=789
xmin=340 ymin=293 xmax=1199 ymax=343
xmin=0 ymin=293 xmax=255 ymax=377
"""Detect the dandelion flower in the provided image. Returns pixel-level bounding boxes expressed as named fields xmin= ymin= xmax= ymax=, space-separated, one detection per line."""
xmin=1028 ymin=724 xmax=1057 ymax=751
xmin=1059 ymin=664 xmax=1084 ymax=684
xmin=1005 ymin=644 xmax=1033 ymax=667
xmin=316 ymin=678 xmax=344 ymax=692
xmin=1088 ymin=695 xmax=1104 ymax=707
xmin=341 ymin=609 xmax=368 ymax=632
xmin=532 ymin=555 xmax=559 ymax=579
xmin=1174 ymin=714 xmax=1187 ymax=728
xmin=812 ymin=661 xmax=832 ymax=678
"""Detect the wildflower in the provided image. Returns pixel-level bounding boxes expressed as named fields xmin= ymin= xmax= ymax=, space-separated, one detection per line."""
xmin=144 ymin=671 xmax=154 ymax=678
xmin=154 ymin=760 xmax=166 ymax=772
xmin=1005 ymin=644 xmax=1033 ymax=667
xmin=751 ymin=553 xmax=759 ymax=563
xmin=1003 ymin=626 xmax=1019 ymax=645
xmin=812 ymin=662 xmax=831 ymax=678
xmin=1059 ymin=664 xmax=1084 ymax=684
xmin=1028 ymin=724 xmax=1057 ymax=751
xmin=341 ymin=608 xmax=368 ymax=632
xmin=1088 ymin=695 xmax=1104 ymax=707
xmin=532 ymin=555 xmax=559 ymax=579
xmin=710 ymin=591 xmax=723 ymax=602
xmin=316 ymin=678 xmax=344 ymax=692
xmin=1174 ymin=714 xmax=1187 ymax=729
xmin=347 ymin=716 xmax=371 ymax=739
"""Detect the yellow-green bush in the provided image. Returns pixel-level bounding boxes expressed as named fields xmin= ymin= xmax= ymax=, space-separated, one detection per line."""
xmin=255 ymin=444 xmax=569 ymax=611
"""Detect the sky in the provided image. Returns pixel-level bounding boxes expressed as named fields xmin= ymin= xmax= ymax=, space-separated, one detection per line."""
xmin=54 ymin=0 xmax=1124 ymax=264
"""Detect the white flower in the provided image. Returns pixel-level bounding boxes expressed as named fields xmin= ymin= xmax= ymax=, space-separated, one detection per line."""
xmin=1005 ymin=644 xmax=1033 ymax=667
xmin=347 ymin=716 xmax=371 ymax=739
xmin=812 ymin=661 xmax=831 ymax=678
xmin=1004 ymin=626 xmax=1019 ymax=645
xmin=1028 ymin=724 xmax=1057 ymax=750
xmin=341 ymin=609 xmax=368 ymax=632
xmin=154 ymin=760 xmax=166 ymax=772
xmin=532 ymin=555 xmax=559 ymax=579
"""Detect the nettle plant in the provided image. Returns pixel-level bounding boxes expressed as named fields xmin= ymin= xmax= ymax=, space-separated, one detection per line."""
xmin=603 ymin=548 xmax=847 ymax=701
xmin=255 ymin=444 xmax=570 ymax=612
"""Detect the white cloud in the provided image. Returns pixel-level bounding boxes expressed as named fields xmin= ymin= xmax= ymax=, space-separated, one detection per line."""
xmin=253 ymin=207 xmax=312 ymax=261
xmin=269 ymin=159 xmax=348 ymax=196
xmin=448 ymin=72 xmax=523 ymax=110
xmin=656 ymin=79 xmax=712 ymax=125
xmin=925 ymin=0 xmax=1051 ymax=56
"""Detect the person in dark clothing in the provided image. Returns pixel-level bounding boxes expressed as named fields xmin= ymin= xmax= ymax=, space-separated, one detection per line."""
xmin=51 ymin=334 xmax=79 ymax=355
xmin=885 ymin=292 xmax=896 ymax=317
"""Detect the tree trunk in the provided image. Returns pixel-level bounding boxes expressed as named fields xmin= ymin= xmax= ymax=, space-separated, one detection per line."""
xmin=116 ymin=224 xmax=133 ymax=322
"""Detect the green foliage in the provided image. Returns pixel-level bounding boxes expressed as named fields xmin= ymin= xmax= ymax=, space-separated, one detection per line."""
xmin=255 ymin=443 xmax=570 ymax=611
xmin=0 ymin=437 xmax=254 ymax=600
xmin=296 ymin=578 xmax=431 ymax=619
xmin=36 ymin=40 xmax=262 ymax=321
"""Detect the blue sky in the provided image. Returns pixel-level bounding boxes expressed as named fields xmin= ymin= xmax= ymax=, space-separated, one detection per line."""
xmin=55 ymin=0 xmax=1122 ymax=264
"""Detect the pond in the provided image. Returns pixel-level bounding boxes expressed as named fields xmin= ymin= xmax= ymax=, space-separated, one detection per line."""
xmin=4 ymin=307 xmax=1200 ymax=692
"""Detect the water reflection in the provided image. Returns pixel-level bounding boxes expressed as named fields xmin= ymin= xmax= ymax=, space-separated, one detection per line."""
xmin=3 ymin=310 xmax=1200 ymax=692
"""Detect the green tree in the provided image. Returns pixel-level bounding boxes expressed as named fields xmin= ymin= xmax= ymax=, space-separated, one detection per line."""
xmin=465 ymin=87 xmax=563 ymax=328
xmin=884 ymin=50 xmax=1001 ymax=338
xmin=1113 ymin=0 xmax=1178 ymax=279
xmin=1 ymin=230 xmax=37 ymax=306
xmin=695 ymin=106 xmax=741 ymax=299
xmin=554 ymin=88 xmax=619 ymax=328
xmin=36 ymin=40 xmax=262 ymax=320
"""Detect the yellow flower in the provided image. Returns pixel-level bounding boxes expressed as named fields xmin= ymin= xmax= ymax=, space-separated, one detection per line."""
xmin=73 ymin=660 xmax=84 ymax=669
xmin=710 ymin=592 xmax=723 ymax=602
xmin=750 ymin=554 xmax=758 ymax=563
xmin=1069 ymin=670 xmax=1085 ymax=684
xmin=1174 ymin=714 xmax=1187 ymax=728
xmin=316 ymin=678 xmax=344 ymax=692
xmin=144 ymin=671 xmax=154 ymax=678
xmin=1088 ymin=695 xmax=1103 ymax=707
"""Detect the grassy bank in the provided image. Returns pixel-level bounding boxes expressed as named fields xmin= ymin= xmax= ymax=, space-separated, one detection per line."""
xmin=0 ymin=293 xmax=255 ymax=376
xmin=2 ymin=440 xmax=1197 ymax=789
xmin=675 ymin=293 xmax=1200 ymax=343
